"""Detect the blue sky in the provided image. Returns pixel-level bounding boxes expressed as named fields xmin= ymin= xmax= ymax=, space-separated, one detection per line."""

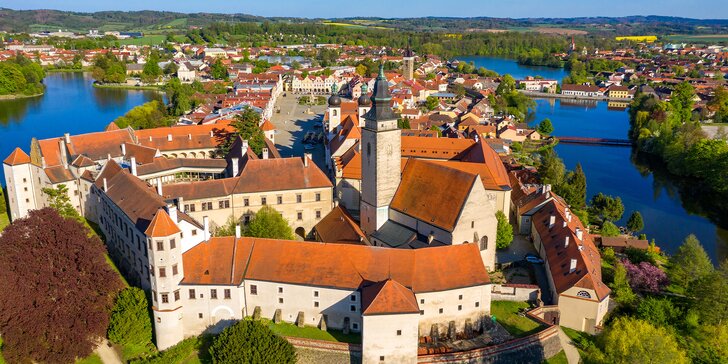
xmin=3 ymin=0 xmax=727 ymax=19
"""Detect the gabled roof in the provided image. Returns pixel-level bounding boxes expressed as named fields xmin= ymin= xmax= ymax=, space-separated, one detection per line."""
xmin=145 ymin=208 xmax=181 ymax=237
xmin=124 ymin=143 xmax=159 ymax=165
xmin=314 ymin=205 xmax=366 ymax=245
xmin=71 ymin=155 xmax=95 ymax=168
xmin=361 ymin=279 xmax=420 ymax=316
xmin=390 ymin=159 xmax=478 ymax=232
xmin=105 ymin=122 xmax=120 ymax=131
xmin=234 ymin=157 xmax=332 ymax=193
xmin=181 ymin=238 xmax=490 ymax=291
xmin=3 ymin=147 xmax=31 ymax=165
xmin=260 ymin=119 xmax=276 ymax=131
xmin=44 ymin=166 xmax=75 ymax=184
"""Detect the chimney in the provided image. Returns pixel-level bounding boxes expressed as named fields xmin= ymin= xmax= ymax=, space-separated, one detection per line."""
xmin=210 ymin=130 xmax=214 ymax=138
xmin=262 ymin=148 xmax=269 ymax=159
xmin=188 ymin=133 xmax=192 ymax=140
xmin=231 ymin=157 xmax=239 ymax=176
xmin=569 ymin=259 xmax=577 ymax=273
xmin=235 ymin=225 xmax=241 ymax=239
xmin=203 ymin=216 xmax=210 ymax=241
xmin=121 ymin=143 xmax=126 ymax=156
xmin=576 ymin=228 xmax=583 ymax=241
xmin=149 ymin=136 xmax=153 ymax=142
xmin=58 ymin=140 xmax=68 ymax=168
xmin=241 ymin=140 xmax=249 ymax=156
xmin=565 ymin=208 xmax=572 ymax=222
xmin=304 ymin=153 xmax=312 ymax=167
xmin=41 ymin=156 xmax=46 ymax=168
xmin=157 ymin=180 xmax=163 ymax=196
xmin=564 ymin=236 xmax=570 ymax=248
xmin=427 ymin=233 xmax=435 ymax=244
xmin=167 ymin=134 xmax=173 ymax=142
xmin=103 ymin=178 xmax=108 ymax=192
xmin=130 ymin=156 xmax=137 ymax=176
xmin=548 ymin=215 xmax=556 ymax=228
xmin=178 ymin=196 xmax=185 ymax=213
xmin=64 ymin=133 xmax=71 ymax=143
xmin=166 ymin=203 xmax=178 ymax=224
xmin=107 ymin=153 xmax=111 ymax=160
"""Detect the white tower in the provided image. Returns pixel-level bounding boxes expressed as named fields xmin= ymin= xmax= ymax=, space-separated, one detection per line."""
xmin=146 ymin=207 xmax=185 ymax=350
xmin=326 ymin=83 xmax=341 ymax=134
xmin=357 ymin=83 xmax=372 ymax=124
xmin=3 ymin=148 xmax=38 ymax=221
xmin=360 ymin=64 xmax=401 ymax=237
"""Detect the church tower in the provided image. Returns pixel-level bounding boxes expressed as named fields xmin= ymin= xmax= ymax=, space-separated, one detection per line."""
xmin=402 ymin=46 xmax=414 ymax=81
xmin=360 ymin=64 xmax=401 ymax=236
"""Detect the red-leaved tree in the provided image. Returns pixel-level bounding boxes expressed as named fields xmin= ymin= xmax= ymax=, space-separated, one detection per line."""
xmin=622 ymin=259 xmax=669 ymax=293
xmin=0 ymin=208 xmax=123 ymax=363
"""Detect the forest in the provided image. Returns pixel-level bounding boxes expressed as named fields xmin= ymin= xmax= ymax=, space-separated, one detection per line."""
xmin=0 ymin=55 xmax=46 ymax=97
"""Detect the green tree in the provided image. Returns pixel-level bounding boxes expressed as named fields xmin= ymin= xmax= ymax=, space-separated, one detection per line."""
xmin=209 ymin=319 xmax=296 ymax=364
xmin=244 ymin=205 xmax=294 ymax=240
xmin=141 ymin=53 xmax=161 ymax=84
xmin=163 ymin=61 xmax=178 ymax=76
xmin=539 ymin=149 xmax=565 ymax=187
xmin=588 ymin=193 xmax=624 ymax=225
xmin=397 ymin=118 xmax=411 ymax=129
xmin=600 ymin=221 xmax=620 ymax=237
xmin=636 ymin=297 xmax=682 ymax=328
xmin=107 ymin=287 xmax=153 ymax=351
xmin=220 ymin=107 xmax=266 ymax=156
xmin=210 ymin=58 xmax=228 ymax=80
xmin=214 ymin=216 xmax=238 ymax=237
xmin=626 ymin=211 xmax=644 ymax=233
xmin=599 ymin=317 xmax=688 ymax=364
xmin=114 ymin=100 xmax=171 ymax=130
xmin=611 ymin=262 xmax=637 ymax=306
xmin=495 ymin=210 xmax=514 ymax=249
xmin=667 ymin=234 xmax=714 ymax=291
xmin=669 ymin=81 xmax=696 ymax=125
xmin=41 ymin=184 xmax=82 ymax=221
xmin=690 ymin=260 xmax=728 ymax=324
xmin=424 ymin=96 xmax=439 ymax=111
xmin=429 ymin=125 xmax=442 ymax=137
xmin=496 ymin=74 xmax=516 ymax=96
xmin=537 ymin=118 xmax=554 ymax=135
xmin=563 ymin=163 xmax=587 ymax=209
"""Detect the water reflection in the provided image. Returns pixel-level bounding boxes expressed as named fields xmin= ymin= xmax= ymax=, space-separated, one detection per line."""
xmin=0 ymin=95 xmax=43 ymax=126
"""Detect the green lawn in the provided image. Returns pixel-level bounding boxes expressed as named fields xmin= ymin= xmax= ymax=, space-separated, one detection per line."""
xmin=118 ymin=35 xmax=168 ymax=46
xmin=263 ymin=319 xmax=361 ymax=344
xmin=561 ymin=326 xmax=595 ymax=358
xmin=0 ymin=213 xmax=8 ymax=232
xmin=491 ymin=301 xmax=544 ymax=338
xmin=0 ymin=337 xmax=5 ymax=364
xmin=133 ymin=336 xmax=212 ymax=364
xmin=543 ymin=350 xmax=568 ymax=364
xmin=76 ymin=353 xmax=103 ymax=364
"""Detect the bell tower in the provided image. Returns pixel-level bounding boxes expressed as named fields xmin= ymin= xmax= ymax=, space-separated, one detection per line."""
xmin=402 ymin=45 xmax=414 ymax=81
xmin=360 ymin=64 xmax=401 ymax=237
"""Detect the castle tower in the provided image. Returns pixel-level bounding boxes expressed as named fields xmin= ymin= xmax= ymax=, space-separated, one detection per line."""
xmin=360 ymin=64 xmax=401 ymax=236
xmin=146 ymin=207 xmax=185 ymax=350
xmin=357 ymin=83 xmax=372 ymax=123
xmin=3 ymin=147 xmax=37 ymax=221
xmin=327 ymin=83 xmax=342 ymax=134
xmin=402 ymin=46 xmax=414 ymax=81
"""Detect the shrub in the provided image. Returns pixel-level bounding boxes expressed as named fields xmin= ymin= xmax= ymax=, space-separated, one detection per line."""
xmin=108 ymin=287 xmax=153 ymax=349
xmin=209 ymin=319 xmax=296 ymax=364
xmin=622 ymin=259 xmax=668 ymax=293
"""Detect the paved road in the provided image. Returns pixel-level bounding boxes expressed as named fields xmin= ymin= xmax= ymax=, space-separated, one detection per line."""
xmin=95 ymin=339 xmax=122 ymax=364
xmin=270 ymin=94 xmax=329 ymax=173
xmin=558 ymin=327 xmax=582 ymax=364
xmin=496 ymin=234 xmax=538 ymax=264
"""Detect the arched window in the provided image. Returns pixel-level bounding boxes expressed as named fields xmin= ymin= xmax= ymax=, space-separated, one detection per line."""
xmin=480 ymin=236 xmax=488 ymax=251
xmin=576 ymin=291 xmax=592 ymax=299
xmin=333 ymin=109 xmax=337 ymax=116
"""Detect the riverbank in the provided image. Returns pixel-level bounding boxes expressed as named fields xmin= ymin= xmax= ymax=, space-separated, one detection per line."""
xmin=46 ymin=68 xmax=87 ymax=73
xmin=92 ymin=83 xmax=163 ymax=91
xmin=519 ymin=90 xmax=632 ymax=102
xmin=0 ymin=92 xmax=44 ymax=100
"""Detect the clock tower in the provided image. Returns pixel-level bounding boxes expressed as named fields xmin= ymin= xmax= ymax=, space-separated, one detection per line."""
xmin=360 ymin=64 xmax=401 ymax=236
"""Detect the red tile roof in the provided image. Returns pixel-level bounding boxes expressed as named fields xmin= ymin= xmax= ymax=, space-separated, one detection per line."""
xmin=260 ymin=119 xmax=276 ymax=131
xmin=362 ymin=279 xmax=420 ymax=316
xmin=314 ymin=205 xmax=366 ymax=245
xmin=3 ymin=147 xmax=31 ymax=165
xmin=145 ymin=208 xmax=181 ymax=237
xmin=234 ymin=157 xmax=332 ymax=193
xmin=181 ymin=238 xmax=490 ymax=291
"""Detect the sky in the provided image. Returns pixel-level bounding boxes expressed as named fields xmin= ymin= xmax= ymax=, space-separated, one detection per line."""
xmin=2 ymin=0 xmax=727 ymax=19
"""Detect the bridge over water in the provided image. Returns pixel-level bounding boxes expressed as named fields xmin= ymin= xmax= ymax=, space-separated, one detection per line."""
xmin=555 ymin=136 xmax=632 ymax=147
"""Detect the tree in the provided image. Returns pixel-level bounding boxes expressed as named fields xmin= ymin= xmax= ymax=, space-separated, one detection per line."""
xmin=563 ymin=163 xmax=586 ymax=209
xmin=690 ymin=260 xmax=728 ymax=325
xmin=0 ymin=208 xmax=122 ymax=363
xmin=244 ymin=205 xmax=294 ymax=240
xmin=42 ymin=184 xmax=82 ymax=221
xmin=114 ymin=100 xmax=171 ymax=130
xmin=588 ymin=193 xmax=624 ymax=225
xmin=107 ymin=287 xmax=152 ymax=350
xmin=210 ymin=58 xmax=229 ymax=80
xmin=355 ymin=64 xmax=368 ymax=76
xmin=600 ymin=221 xmax=620 ymax=237
xmin=611 ymin=262 xmax=637 ymax=306
xmin=599 ymin=317 xmax=688 ymax=364
xmin=429 ymin=125 xmax=442 ymax=137
xmin=669 ymin=82 xmax=696 ymax=125
xmin=209 ymin=319 xmax=296 ymax=364
xmin=622 ymin=259 xmax=669 ymax=293
xmin=163 ymin=62 xmax=179 ymax=76
xmin=495 ymin=210 xmax=514 ymax=249
xmin=626 ymin=211 xmax=644 ymax=233
xmin=496 ymin=74 xmax=516 ymax=96
xmin=668 ymin=234 xmax=714 ymax=291
xmin=220 ymin=107 xmax=266 ymax=156
xmin=424 ymin=96 xmax=439 ymax=111
xmin=539 ymin=149 xmax=565 ymax=187
xmin=214 ymin=216 xmax=238 ymax=237
xmin=397 ymin=118 xmax=411 ymax=129
xmin=537 ymin=118 xmax=554 ymax=135
xmin=636 ymin=297 xmax=682 ymax=328
xmin=141 ymin=53 xmax=161 ymax=84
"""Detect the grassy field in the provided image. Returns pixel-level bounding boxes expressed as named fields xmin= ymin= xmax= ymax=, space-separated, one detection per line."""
xmin=491 ymin=301 xmax=544 ymax=338
xmin=561 ymin=326 xmax=595 ymax=358
xmin=321 ymin=21 xmax=391 ymax=30
xmin=118 ymin=34 xmax=168 ymax=46
xmin=264 ymin=319 xmax=361 ymax=344
xmin=543 ymin=350 xmax=568 ymax=364
xmin=76 ymin=354 xmax=103 ymax=364
xmin=0 ymin=213 xmax=8 ymax=232
xmin=667 ymin=34 xmax=728 ymax=44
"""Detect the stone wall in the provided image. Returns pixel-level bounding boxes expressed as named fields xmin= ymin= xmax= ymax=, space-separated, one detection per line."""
xmin=417 ymin=308 xmax=562 ymax=364
xmin=286 ymin=337 xmax=362 ymax=364
xmin=491 ymin=284 xmax=540 ymax=302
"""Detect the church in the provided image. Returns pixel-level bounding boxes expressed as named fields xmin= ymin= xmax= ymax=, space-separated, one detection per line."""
xmin=323 ymin=64 xmax=506 ymax=271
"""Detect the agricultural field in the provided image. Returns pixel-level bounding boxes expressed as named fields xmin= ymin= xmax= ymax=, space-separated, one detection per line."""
xmin=615 ymin=35 xmax=658 ymax=42
xmin=117 ymin=34 xmax=168 ymax=46
xmin=321 ymin=21 xmax=390 ymax=30
xmin=667 ymin=34 xmax=728 ymax=44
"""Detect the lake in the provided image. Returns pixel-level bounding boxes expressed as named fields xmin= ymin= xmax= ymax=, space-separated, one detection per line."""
xmin=0 ymin=72 xmax=159 ymax=182
xmin=459 ymin=56 xmax=726 ymax=263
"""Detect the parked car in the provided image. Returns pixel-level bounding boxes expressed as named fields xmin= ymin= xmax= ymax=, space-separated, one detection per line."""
xmin=524 ymin=253 xmax=544 ymax=264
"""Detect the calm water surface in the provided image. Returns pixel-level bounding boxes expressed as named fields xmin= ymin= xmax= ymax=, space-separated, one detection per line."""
xmin=0 ymin=72 xmax=158 ymax=182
